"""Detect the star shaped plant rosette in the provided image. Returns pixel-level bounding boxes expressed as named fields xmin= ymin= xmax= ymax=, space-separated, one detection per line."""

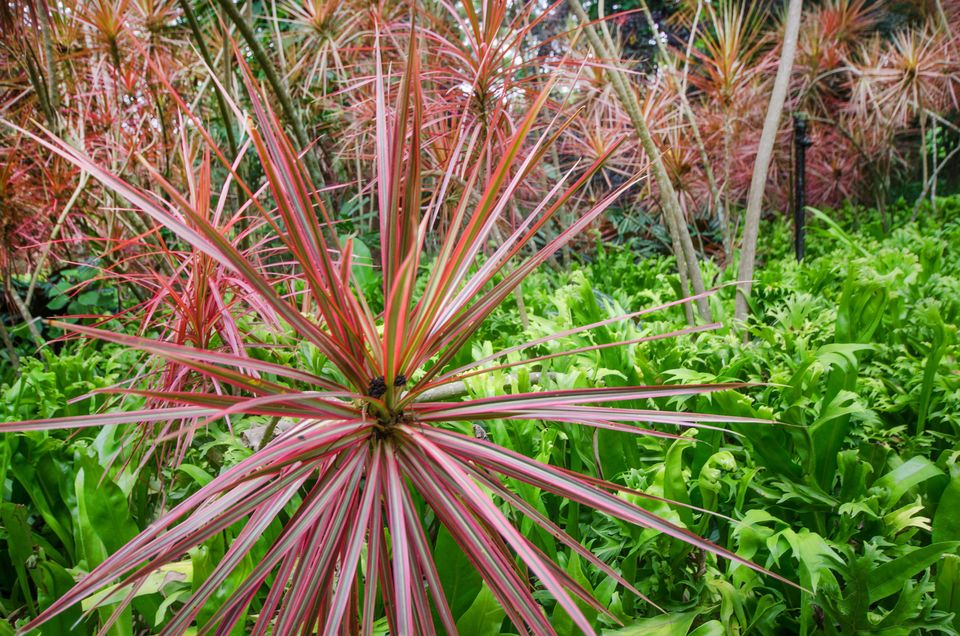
xmin=0 ymin=29 xmax=792 ymax=636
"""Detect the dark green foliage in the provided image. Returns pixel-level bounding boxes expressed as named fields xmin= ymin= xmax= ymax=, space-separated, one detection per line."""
xmin=457 ymin=195 xmax=960 ymax=633
xmin=2 ymin=196 xmax=960 ymax=633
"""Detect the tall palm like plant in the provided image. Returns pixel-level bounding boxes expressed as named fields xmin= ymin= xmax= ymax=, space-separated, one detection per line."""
xmin=682 ymin=0 xmax=772 ymax=210
xmin=2 ymin=29 xmax=784 ymax=634
xmin=420 ymin=0 xmax=560 ymax=168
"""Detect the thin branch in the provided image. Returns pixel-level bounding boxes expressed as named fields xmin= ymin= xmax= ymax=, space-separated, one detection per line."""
xmin=0 ymin=317 xmax=19 ymax=375
xmin=25 ymin=171 xmax=90 ymax=306
xmin=3 ymin=277 xmax=44 ymax=349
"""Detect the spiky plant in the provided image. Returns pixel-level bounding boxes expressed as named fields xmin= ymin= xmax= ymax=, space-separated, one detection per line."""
xmin=419 ymin=0 xmax=559 ymax=158
xmin=685 ymin=0 xmax=770 ymax=110
xmin=793 ymin=0 xmax=880 ymax=114
xmin=851 ymin=23 xmax=955 ymax=129
xmin=337 ymin=1 xmax=567 ymax=234
xmin=78 ymin=0 xmax=133 ymax=68
xmin=91 ymin=128 xmax=281 ymax=469
xmin=2 ymin=28 xmax=784 ymax=635
xmin=279 ymin=0 xmax=369 ymax=93
xmin=671 ymin=0 xmax=773 ymax=210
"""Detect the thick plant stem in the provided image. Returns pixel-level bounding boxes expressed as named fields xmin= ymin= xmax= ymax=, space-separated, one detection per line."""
xmin=637 ymin=0 xmax=724 ymax=253
xmin=659 ymin=199 xmax=696 ymax=325
xmin=39 ymin=4 xmax=60 ymax=125
xmin=22 ymin=49 xmax=56 ymax=131
xmin=214 ymin=0 xmax=323 ymax=184
xmin=258 ymin=416 xmax=282 ymax=451
xmin=178 ymin=0 xmax=251 ymax=245
xmin=734 ymin=0 xmax=803 ymax=324
xmin=567 ymin=0 xmax=710 ymax=323
xmin=178 ymin=0 xmax=239 ymax=160
xmin=0 ymin=317 xmax=19 ymax=375
xmin=3 ymin=277 xmax=43 ymax=349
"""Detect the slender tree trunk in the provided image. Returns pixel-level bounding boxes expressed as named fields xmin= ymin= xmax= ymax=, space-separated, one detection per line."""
xmin=659 ymin=197 xmax=697 ymax=325
xmin=39 ymin=3 xmax=60 ymax=125
xmin=179 ymin=0 xmax=239 ymax=159
xmin=637 ymin=0 xmax=723 ymax=248
xmin=567 ymin=0 xmax=711 ymax=323
xmin=734 ymin=0 xmax=803 ymax=323
xmin=918 ymin=106 xmax=929 ymax=217
xmin=931 ymin=119 xmax=938 ymax=213
xmin=0 ymin=316 xmax=19 ymax=375
xmin=3 ymin=274 xmax=43 ymax=349
xmin=913 ymin=124 xmax=960 ymax=219
xmin=214 ymin=0 xmax=324 ymax=185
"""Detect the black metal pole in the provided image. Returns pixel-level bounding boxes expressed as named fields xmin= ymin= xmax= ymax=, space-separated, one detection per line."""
xmin=793 ymin=115 xmax=813 ymax=261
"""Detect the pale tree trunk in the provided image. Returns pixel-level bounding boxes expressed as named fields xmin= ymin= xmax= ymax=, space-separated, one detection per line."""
xmin=734 ymin=0 xmax=803 ymax=323
xmin=637 ymin=0 xmax=724 ymax=251
xmin=568 ymin=0 xmax=711 ymax=324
